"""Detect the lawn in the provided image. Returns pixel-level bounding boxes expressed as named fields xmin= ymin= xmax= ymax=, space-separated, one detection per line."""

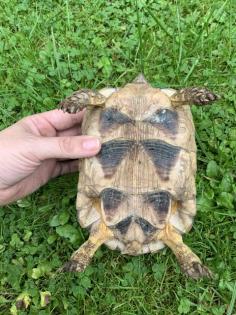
xmin=0 ymin=0 xmax=236 ymax=314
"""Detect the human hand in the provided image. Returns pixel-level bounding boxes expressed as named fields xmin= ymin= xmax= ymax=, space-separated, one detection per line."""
xmin=0 ymin=109 xmax=101 ymax=205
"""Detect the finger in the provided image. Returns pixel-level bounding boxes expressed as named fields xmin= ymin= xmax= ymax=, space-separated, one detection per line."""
xmin=26 ymin=109 xmax=85 ymax=132
xmin=57 ymin=125 xmax=81 ymax=137
xmin=52 ymin=160 xmax=79 ymax=178
xmin=36 ymin=135 xmax=101 ymax=160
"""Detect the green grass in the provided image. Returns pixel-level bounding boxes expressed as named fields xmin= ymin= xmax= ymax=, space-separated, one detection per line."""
xmin=0 ymin=0 xmax=236 ymax=314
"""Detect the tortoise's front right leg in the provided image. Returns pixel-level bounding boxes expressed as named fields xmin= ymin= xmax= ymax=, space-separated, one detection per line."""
xmin=159 ymin=224 xmax=212 ymax=279
xmin=58 ymin=222 xmax=113 ymax=272
xmin=170 ymin=87 xmax=219 ymax=107
xmin=59 ymin=89 xmax=106 ymax=113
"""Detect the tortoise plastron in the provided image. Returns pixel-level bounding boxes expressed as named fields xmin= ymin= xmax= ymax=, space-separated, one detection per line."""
xmin=59 ymin=75 xmax=219 ymax=279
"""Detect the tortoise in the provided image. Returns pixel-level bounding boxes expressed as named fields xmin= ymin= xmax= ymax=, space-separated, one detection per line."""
xmin=59 ymin=74 xmax=219 ymax=279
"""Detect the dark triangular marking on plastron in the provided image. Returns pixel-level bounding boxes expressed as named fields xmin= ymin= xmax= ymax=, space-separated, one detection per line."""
xmin=141 ymin=140 xmax=181 ymax=180
xmin=144 ymin=109 xmax=178 ymax=135
xmin=135 ymin=217 xmax=157 ymax=236
xmin=100 ymin=188 xmax=126 ymax=214
xmin=97 ymin=140 xmax=135 ymax=177
xmin=143 ymin=191 xmax=171 ymax=226
xmin=114 ymin=216 xmax=132 ymax=234
xmin=143 ymin=191 xmax=170 ymax=213
xmin=100 ymin=108 xmax=134 ymax=132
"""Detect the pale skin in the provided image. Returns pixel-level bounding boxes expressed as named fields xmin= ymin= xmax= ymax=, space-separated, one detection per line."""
xmin=0 ymin=109 xmax=101 ymax=206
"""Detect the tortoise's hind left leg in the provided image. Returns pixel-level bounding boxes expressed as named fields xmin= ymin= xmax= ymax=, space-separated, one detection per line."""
xmin=59 ymin=222 xmax=113 ymax=272
xmin=159 ymin=224 xmax=212 ymax=279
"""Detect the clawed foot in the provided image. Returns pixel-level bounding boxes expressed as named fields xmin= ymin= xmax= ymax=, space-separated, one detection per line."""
xmin=59 ymin=100 xmax=83 ymax=114
xmin=57 ymin=259 xmax=87 ymax=273
xmin=170 ymin=87 xmax=220 ymax=107
xmin=181 ymin=260 xmax=212 ymax=279
xmin=187 ymin=87 xmax=219 ymax=105
xmin=59 ymin=89 xmax=106 ymax=113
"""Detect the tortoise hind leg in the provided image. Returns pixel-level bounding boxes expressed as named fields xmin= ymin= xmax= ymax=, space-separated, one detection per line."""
xmin=59 ymin=222 xmax=113 ymax=272
xmin=159 ymin=224 xmax=212 ymax=279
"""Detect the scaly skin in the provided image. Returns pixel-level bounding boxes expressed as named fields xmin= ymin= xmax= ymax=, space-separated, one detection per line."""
xmin=59 ymin=89 xmax=106 ymax=113
xmin=170 ymin=87 xmax=219 ymax=107
xmin=58 ymin=222 xmax=113 ymax=273
xmin=158 ymin=224 xmax=212 ymax=279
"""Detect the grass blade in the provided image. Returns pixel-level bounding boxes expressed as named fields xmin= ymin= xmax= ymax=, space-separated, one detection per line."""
xmin=227 ymin=282 xmax=236 ymax=315
xmin=136 ymin=0 xmax=145 ymax=74
xmin=147 ymin=8 xmax=172 ymax=39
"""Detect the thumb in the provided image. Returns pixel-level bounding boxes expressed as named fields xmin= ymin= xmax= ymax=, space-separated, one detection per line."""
xmin=36 ymin=136 xmax=101 ymax=160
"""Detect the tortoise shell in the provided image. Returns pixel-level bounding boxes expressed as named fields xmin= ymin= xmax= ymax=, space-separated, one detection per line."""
xmin=59 ymin=74 xmax=218 ymax=278
xmin=77 ymin=76 xmax=196 ymax=255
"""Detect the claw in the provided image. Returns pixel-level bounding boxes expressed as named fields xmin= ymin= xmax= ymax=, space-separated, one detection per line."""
xmin=58 ymin=89 xmax=106 ymax=114
xmin=182 ymin=261 xmax=213 ymax=279
xmin=57 ymin=260 xmax=87 ymax=273
xmin=170 ymin=87 xmax=220 ymax=106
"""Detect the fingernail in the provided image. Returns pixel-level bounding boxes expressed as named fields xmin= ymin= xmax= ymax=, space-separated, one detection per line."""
xmin=82 ymin=138 xmax=100 ymax=150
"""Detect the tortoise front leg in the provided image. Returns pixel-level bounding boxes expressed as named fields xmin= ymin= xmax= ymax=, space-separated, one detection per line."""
xmin=159 ymin=224 xmax=212 ymax=279
xmin=59 ymin=222 xmax=113 ymax=272
xmin=59 ymin=89 xmax=106 ymax=113
xmin=170 ymin=87 xmax=219 ymax=107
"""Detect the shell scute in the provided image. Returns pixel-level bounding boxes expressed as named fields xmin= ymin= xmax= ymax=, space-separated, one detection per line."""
xmin=144 ymin=108 xmax=179 ymax=135
xmin=100 ymin=108 xmax=133 ymax=132
xmin=97 ymin=140 xmax=135 ymax=178
xmin=141 ymin=140 xmax=181 ymax=181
